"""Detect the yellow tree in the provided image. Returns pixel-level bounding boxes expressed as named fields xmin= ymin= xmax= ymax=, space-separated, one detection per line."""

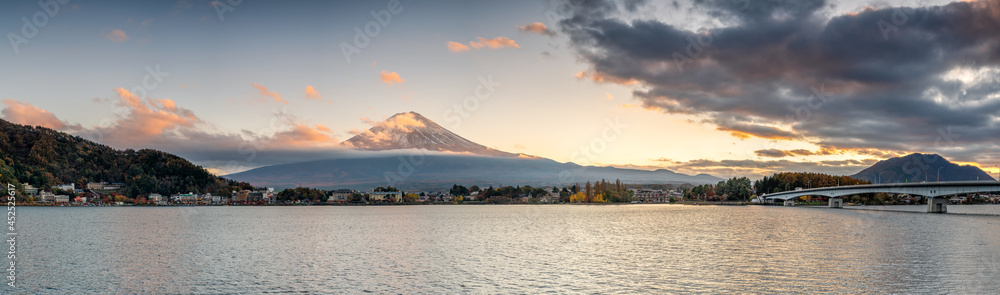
xmin=593 ymin=194 xmax=606 ymax=203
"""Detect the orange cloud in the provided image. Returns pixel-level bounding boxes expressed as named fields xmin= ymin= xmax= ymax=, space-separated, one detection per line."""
xmin=469 ymin=37 xmax=520 ymax=49
xmin=0 ymin=99 xmax=75 ymax=130
xmin=89 ymin=88 xmax=343 ymax=152
xmin=716 ymin=124 xmax=798 ymax=141
xmin=574 ymin=70 xmax=639 ymax=85
xmin=380 ymin=71 xmax=405 ymax=85
xmin=447 ymin=41 xmax=470 ymax=52
xmin=105 ymin=29 xmax=128 ymax=42
xmin=447 ymin=37 xmax=520 ymax=52
xmin=305 ymin=85 xmax=330 ymax=103
xmin=518 ymin=22 xmax=554 ymax=36
xmin=110 ymin=88 xmax=199 ymax=139
xmin=270 ymin=124 xmax=339 ymax=147
xmin=252 ymin=83 xmax=288 ymax=104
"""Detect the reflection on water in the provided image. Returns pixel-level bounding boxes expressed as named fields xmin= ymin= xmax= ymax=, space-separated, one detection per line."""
xmin=15 ymin=205 xmax=1000 ymax=293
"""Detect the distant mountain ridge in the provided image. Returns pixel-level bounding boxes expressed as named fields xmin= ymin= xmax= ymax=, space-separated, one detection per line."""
xmin=851 ymin=153 xmax=994 ymax=183
xmin=225 ymin=154 xmax=724 ymax=191
xmin=227 ymin=111 xmax=724 ymax=189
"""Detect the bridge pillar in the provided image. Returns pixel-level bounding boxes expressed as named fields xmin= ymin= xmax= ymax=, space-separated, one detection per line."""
xmin=783 ymin=199 xmax=795 ymax=206
xmin=927 ymin=197 xmax=947 ymax=213
xmin=828 ymin=197 xmax=843 ymax=208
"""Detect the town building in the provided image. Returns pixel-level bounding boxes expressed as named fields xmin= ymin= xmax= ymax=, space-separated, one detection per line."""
xmin=24 ymin=184 xmax=38 ymax=196
xmin=148 ymin=193 xmax=167 ymax=205
xmin=171 ymin=193 xmax=199 ymax=203
xmin=233 ymin=190 xmax=248 ymax=202
xmin=104 ymin=183 xmax=125 ymax=190
xmin=368 ymin=191 xmax=399 ymax=202
xmin=633 ymin=189 xmax=668 ymax=203
xmin=54 ymin=195 xmax=69 ymax=203
xmin=53 ymin=183 xmax=75 ymax=191
xmin=329 ymin=189 xmax=355 ymax=202
xmin=87 ymin=182 xmax=106 ymax=190
xmin=39 ymin=191 xmax=55 ymax=202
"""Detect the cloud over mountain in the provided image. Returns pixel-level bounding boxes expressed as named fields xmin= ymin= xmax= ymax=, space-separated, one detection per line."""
xmin=1 ymin=99 xmax=79 ymax=131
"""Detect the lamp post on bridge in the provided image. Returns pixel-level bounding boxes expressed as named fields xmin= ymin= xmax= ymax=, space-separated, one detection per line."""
xmin=938 ymin=167 xmax=943 ymax=182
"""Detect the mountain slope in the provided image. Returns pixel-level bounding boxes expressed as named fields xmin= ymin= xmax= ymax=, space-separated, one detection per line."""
xmin=224 ymin=154 xmax=723 ymax=190
xmin=342 ymin=112 xmax=516 ymax=157
xmin=851 ymin=153 xmax=994 ymax=183
xmin=229 ymin=111 xmax=723 ymax=190
xmin=0 ymin=119 xmax=251 ymax=198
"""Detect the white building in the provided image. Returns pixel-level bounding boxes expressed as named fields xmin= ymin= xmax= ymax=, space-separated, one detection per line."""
xmin=53 ymin=183 xmax=75 ymax=191
xmin=329 ymin=189 xmax=355 ymax=202
xmin=24 ymin=184 xmax=38 ymax=196
xmin=172 ymin=193 xmax=198 ymax=203
xmin=39 ymin=191 xmax=55 ymax=202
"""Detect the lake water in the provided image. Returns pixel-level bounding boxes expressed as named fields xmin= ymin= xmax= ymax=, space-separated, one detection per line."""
xmin=11 ymin=205 xmax=1000 ymax=294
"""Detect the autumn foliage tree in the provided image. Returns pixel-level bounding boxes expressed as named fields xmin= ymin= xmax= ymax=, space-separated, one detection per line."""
xmin=580 ymin=179 xmax=632 ymax=203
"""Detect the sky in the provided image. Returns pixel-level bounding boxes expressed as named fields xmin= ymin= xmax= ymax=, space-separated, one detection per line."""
xmin=2 ymin=0 xmax=999 ymax=180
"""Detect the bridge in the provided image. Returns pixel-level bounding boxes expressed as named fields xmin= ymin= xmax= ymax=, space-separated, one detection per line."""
xmin=761 ymin=181 xmax=1000 ymax=213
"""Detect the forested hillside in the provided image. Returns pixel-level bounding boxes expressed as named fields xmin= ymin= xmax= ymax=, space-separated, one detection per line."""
xmin=0 ymin=119 xmax=252 ymax=199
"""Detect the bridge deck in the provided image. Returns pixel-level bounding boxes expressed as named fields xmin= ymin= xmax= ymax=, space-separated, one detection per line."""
xmin=762 ymin=181 xmax=1000 ymax=201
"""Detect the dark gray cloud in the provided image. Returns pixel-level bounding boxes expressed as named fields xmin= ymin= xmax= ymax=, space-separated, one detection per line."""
xmin=558 ymin=0 xmax=1000 ymax=163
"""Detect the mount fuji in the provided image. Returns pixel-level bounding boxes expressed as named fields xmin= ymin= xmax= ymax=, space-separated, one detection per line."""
xmin=225 ymin=112 xmax=722 ymax=190
xmin=342 ymin=112 xmax=518 ymax=158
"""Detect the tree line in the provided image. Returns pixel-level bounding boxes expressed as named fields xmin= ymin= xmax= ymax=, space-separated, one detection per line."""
xmin=753 ymin=172 xmax=870 ymax=195
xmin=683 ymin=177 xmax=752 ymax=201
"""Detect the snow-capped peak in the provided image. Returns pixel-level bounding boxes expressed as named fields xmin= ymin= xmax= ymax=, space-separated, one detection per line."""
xmin=341 ymin=112 xmax=517 ymax=157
